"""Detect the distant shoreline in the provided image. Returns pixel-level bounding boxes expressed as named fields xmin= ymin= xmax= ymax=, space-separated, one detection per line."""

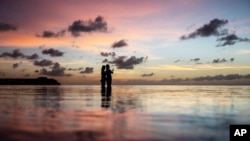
xmin=0 ymin=77 xmax=61 ymax=85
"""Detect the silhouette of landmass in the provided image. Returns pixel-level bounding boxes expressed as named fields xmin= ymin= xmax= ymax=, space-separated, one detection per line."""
xmin=0 ymin=77 xmax=61 ymax=85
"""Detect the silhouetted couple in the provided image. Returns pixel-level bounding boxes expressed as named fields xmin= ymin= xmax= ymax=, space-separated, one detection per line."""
xmin=101 ymin=64 xmax=113 ymax=96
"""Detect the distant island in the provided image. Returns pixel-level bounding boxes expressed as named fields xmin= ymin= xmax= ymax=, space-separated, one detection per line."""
xmin=0 ymin=77 xmax=61 ymax=85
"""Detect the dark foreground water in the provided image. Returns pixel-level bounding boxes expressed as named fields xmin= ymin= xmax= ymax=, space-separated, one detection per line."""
xmin=0 ymin=85 xmax=249 ymax=141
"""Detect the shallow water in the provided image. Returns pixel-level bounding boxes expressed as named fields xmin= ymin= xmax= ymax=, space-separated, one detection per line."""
xmin=0 ymin=85 xmax=249 ymax=141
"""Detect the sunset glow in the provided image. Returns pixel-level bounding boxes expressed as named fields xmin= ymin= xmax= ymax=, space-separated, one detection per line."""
xmin=1 ymin=0 xmax=250 ymax=84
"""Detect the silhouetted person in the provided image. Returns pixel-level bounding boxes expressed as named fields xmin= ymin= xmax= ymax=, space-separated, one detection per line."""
xmin=101 ymin=65 xmax=106 ymax=87
xmin=100 ymin=65 xmax=106 ymax=96
xmin=106 ymin=85 xmax=112 ymax=97
xmin=105 ymin=64 xmax=113 ymax=88
xmin=101 ymin=86 xmax=106 ymax=96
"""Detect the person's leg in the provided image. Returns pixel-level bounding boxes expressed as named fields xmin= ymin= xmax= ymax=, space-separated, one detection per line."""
xmin=107 ymin=85 xmax=112 ymax=97
xmin=101 ymin=80 xmax=105 ymax=88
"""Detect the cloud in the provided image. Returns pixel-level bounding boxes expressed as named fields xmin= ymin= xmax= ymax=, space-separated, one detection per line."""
xmin=212 ymin=58 xmax=235 ymax=63
xmin=216 ymin=34 xmax=250 ymax=47
xmin=230 ymin=58 xmax=234 ymax=62
xmin=190 ymin=58 xmax=200 ymax=62
xmin=0 ymin=49 xmax=25 ymax=59
xmin=0 ymin=22 xmax=17 ymax=32
xmin=212 ymin=58 xmax=227 ymax=64
xmin=196 ymin=62 xmax=202 ymax=65
xmin=80 ymin=67 xmax=94 ymax=74
xmin=68 ymin=16 xmax=108 ymax=37
xmin=37 ymin=16 xmax=108 ymax=38
xmin=102 ymin=58 xmax=109 ymax=63
xmin=26 ymin=53 xmax=39 ymax=60
xmin=33 ymin=59 xmax=54 ymax=67
xmin=42 ymin=48 xmax=64 ymax=57
xmin=109 ymin=56 xmax=146 ymax=69
xmin=141 ymin=73 xmax=154 ymax=77
xmin=117 ymin=73 xmax=250 ymax=85
xmin=174 ymin=59 xmax=181 ymax=63
xmin=39 ymin=62 xmax=72 ymax=77
xmin=173 ymin=57 xmax=233 ymax=65
xmin=68 ymin=67 xmax=83 ymax=71
xmin=180 ymin=19 xmax=249 ymax=47
xmin=181 ymin=18 xmax=228 ymax=40
xmin=111 ymin=39 xmax=128 ymax=48
xmin=100 ymin=52 xmax=116 ymax=57
xmin=0 ymin=49 xmax=40 ymax=60
xmin=162 ymin=74 xmax=250 ymax=83
xmin=13 ymin=63 xmax=19 ymax=69
xmin=37 ymin=30 xmax=65 ymax=38
xmin=193 ymin=74 xmax=245 ymax=81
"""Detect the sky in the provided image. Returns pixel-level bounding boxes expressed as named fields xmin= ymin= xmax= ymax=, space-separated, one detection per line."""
xmin=0 ymin=0 xmax=250 ymax=85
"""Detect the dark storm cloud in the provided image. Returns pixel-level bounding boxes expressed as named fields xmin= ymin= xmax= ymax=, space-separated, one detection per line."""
xmin=190 ymin=58 xmax=200 ymax=62
xmin=37 ymin=30 xmax=65 ymax=38
xmin=80 ymin=67 xmax=94 ymax=74
xmin=181 ymin=19 xmax=228 ymax=40
xmin=0 ymin=49 xmax=40 ymax=60
xmin=0 ymin=22 xmax=17 ymax=32
xmin=212 ymin=58 xmax=227 ymax=64
xmin=216 ymin=34 xmax=250 ymax=47
xmin=68 ymin=16 xmax=108 ymax=37
xmin=111 ymin=39 xmax=128 ymax=48
xmin=141 ymin=73 xmax=154 ymax=77
xmin=42 ymin=48 xmax=64 ymax=57
xmin=100 ymin=52 xmax=116 ymax=57
xmin=33 ymin=59 xmax=54 ymax=67
xmin=109 ymin=56 xmax=146 ymax=69
xmin=39 ymin=62 xmax=72 ymax=77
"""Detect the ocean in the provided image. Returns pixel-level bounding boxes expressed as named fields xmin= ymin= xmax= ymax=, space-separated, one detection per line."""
xmin=0 ymin=85 xmax=249 ymax=141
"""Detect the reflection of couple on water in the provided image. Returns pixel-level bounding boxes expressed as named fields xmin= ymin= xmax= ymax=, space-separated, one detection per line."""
xmin=101 ymin=64 xmax=114 ymax=88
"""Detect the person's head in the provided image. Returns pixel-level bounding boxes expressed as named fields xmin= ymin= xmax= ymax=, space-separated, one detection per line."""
xmin=106 ymin=64 xmax=110 ymax=69
xmin=101 ymin=65 xmax=105 ymax=71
